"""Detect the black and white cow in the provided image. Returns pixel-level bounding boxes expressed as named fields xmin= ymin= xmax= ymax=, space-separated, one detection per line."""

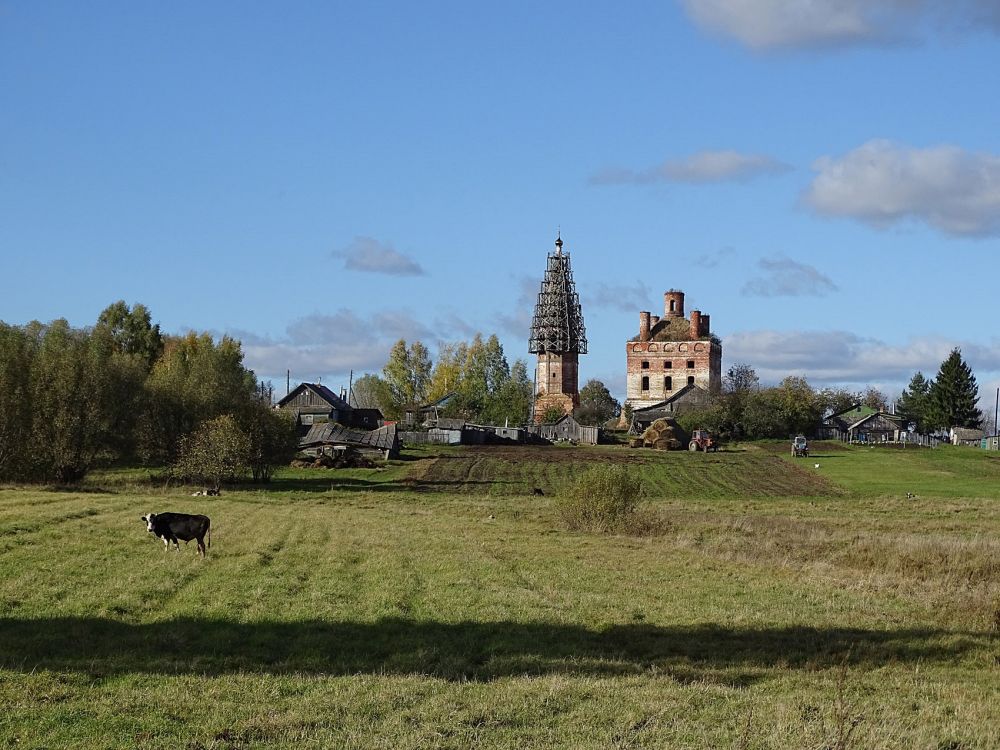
xmin=141 ymin=512 xmax=211 ymax=557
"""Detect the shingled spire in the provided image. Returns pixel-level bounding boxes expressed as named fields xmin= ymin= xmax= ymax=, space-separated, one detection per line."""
xmin=529 ymin=235 xmax=587 ymax=423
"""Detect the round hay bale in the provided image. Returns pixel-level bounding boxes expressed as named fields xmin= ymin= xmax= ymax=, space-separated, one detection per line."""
xmin=628 ymin=437 xmax=643 ymax=449
xmin=653 ymin=437 xmax=672 ymax=451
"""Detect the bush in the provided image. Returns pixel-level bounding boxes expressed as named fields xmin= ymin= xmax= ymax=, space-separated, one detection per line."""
xmin=555 ymin=465 xmax=665 ymax=535
xmin=173 ymin=414 xmax=251 ymax=487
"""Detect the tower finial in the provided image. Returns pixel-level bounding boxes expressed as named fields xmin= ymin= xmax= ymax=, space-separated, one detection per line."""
xmin=555 ymin=227 xmax=563 ymax=253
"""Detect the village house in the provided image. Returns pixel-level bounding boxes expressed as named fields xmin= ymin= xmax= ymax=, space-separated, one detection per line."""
xmin=276 ymin=382 xmax=383 ymax=433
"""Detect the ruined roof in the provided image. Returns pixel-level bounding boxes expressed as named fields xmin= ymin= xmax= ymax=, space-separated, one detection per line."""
xmin=528 ymin=240 xmax=587 ymax=355
xmin=299 ymin=422 xmax=398 ymax=452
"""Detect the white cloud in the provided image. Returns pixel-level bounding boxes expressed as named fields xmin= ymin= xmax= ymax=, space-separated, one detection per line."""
xmin=333 ymin=236 xmax=426 ymax=276
xmin=680 ymin=0 xmax=1000 ymax=50
xmin=804 ymin=140 xmax=1000 ymax=237
xmin=726 ymin=329 xmax=1000 ymax=387
xmin=591 ymin=150 xmax=789 ymax=185
xmin=741 ymin=255 xmax=838 ymax=297
xmin=231 ymin=309 xmax=435 ymax=383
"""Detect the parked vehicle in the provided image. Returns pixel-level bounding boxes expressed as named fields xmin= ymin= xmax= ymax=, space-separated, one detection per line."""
xmin=792 ymin=435 xmax=809 ymax=457
xmin=688 ymin=429 xmax=718 ymax=452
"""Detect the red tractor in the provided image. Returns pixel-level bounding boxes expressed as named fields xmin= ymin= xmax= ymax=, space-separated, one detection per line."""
xmin=688 ymin=429 xmax=718 ymax=452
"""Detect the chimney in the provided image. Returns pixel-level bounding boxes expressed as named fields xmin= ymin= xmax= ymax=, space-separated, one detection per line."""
xmin=664 ymin=290 xmax=685 ymax=319
xmin=639 ymin=311 xmax=651 ymax=342
xmin=690 ymin=310 xmax=702 ymax=340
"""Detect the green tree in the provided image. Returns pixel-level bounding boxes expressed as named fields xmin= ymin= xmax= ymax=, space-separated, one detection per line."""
xmin=575 ymin=379 xmax=621 ymax=426
xmin=772 ymin=376 xmax=822 ymax=436
xmin=0 ymin=323 xmax=34 ymax=480
xmin=173 ymin=414 xmax=251 ymax=488
xmin=860 ymin=386 xmax=888 ymax=412
xmin=484 ymin=358 xmax=533 ymax=425
xmin=97 ymin=300 xmax=163 ymax=367
xmin=720 ymin=363 xmax=760 ymax=438
xmin=540 ymin=404 xmax=566 ymax=424
xmin=139 ymin=332 xmax=256 ymax=462
xmin=896 ymin=372 xmax=932 ymax=431
xmin=350 ymin=373 xmax=391 ymax=411
xmin=381 ymin=339 xmax=433 ymax=418
xmin=241 ymin=402 xmax=299 ymax=483
xmin=927 ymin=349 xmax=982 ymax=430
xmin=26 ymin=320 xmax=125 ymax=482
xmin=426 ymin=342 xmax=467 ymax=402
xmin=817 ymin=387 xmax=859 ymax=417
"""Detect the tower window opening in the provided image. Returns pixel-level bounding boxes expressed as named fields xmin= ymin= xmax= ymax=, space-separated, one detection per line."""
xmin=687 ymin=360 xmax=695 ymax=369
xmin=641 ymin=360 xmax=649 ymax=369
xmin=687 ymin=375 xmax=695 ymax=386
xmin=670 ymin=300 xmax=676 ymax=312
xmin=664 ymin=361 xmax=672 ymax=369
xmin=665 ymin=376 xmax=672 ymax=391
xmin=641 ymin=376 xmax=649 ymax=391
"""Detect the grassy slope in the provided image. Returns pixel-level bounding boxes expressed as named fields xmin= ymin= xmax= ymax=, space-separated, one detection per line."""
xmin=0 ymin=444 xmax=997 ymax=749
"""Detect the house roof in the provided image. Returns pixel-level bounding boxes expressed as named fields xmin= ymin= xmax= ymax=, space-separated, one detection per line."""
xmin=847 ymin=412 xmax=905 ymax=431
xmin=632 ymin=384 xmax=707 ymax=414
xmin=277 ymin=382 xmax=351 ymax=411
xmin=300 ymin=422 xmax=398 ymax=451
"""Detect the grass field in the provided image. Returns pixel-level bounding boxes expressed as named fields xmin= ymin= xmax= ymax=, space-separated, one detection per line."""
xmin=1 ymin=443 xmax=998 ymax=748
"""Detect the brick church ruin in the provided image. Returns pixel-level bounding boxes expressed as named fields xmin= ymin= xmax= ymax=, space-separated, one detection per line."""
xmin=529 ymin=235 xmax=587 ymax=423
xmin=626 ymin=290 xmax=721 ymax=410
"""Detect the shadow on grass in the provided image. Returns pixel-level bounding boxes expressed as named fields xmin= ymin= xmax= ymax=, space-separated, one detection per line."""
xmin=0 ymin=617 xmax=988 ymax=682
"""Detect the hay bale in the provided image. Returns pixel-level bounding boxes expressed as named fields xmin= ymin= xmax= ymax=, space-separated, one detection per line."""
xmin=628 ymin=437 xmax=643 ymax=449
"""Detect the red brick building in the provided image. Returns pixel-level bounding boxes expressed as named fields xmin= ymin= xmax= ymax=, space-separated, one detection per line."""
xmin=626 ymin=290 xmax=721 ymax=410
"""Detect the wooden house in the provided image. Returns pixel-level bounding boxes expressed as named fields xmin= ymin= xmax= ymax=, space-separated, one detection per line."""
xmin=277 ymin=382 xmax=382 ymax=433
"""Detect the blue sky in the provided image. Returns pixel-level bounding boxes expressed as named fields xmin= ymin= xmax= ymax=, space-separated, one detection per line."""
xmin=2 ymin=1 xmax=999 ymax=406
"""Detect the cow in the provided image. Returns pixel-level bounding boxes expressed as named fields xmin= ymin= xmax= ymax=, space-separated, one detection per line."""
xmin=141 ymin=512 xmax=211 ymax=557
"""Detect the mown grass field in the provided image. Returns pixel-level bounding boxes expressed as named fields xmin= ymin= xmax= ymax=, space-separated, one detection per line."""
xmin=1 ymin=443 xmax=998 ymax=748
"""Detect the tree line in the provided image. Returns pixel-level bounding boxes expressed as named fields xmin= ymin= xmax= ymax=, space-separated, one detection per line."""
xmin=351 ymin=335 xmax=624 ymax=427
xmin=675 ymin=348 xmax=983 ymax=440
xmin=351 ymin=334 xmax=536 ymax=425
xmin=0 ymin=302 xmax=297 ymax=484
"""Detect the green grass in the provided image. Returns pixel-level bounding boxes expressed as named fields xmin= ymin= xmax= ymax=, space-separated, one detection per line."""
xmin=1 ymin=443 xmax=998 ymax=748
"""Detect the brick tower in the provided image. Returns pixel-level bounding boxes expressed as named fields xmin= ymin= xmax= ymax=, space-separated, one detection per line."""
xmin=529 ymin=235 xmax=588 ymax=423
xmin=626 ymin=289 xmax=722 ymax=410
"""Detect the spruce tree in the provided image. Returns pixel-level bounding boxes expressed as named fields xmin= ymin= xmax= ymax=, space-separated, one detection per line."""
xmin=928 ymin=349 xmax=982 ymax=430
xmin=896 ymin=371 xmax=932 ymax=431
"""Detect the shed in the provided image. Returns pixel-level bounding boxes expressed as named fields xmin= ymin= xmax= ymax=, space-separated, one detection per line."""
xmin=528 ymin=414 xmax=600 ymax=445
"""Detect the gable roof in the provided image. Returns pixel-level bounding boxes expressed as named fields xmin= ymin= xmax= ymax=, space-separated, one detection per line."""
xmin=847 ymin=411 xmax=905 ymax=431
xmin=277 ymin=382 xmax=351 ymax=411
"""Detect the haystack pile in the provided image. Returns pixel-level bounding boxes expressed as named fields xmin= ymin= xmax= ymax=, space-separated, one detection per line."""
xmin=641 ymin=418 xmax=684 ymax=451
